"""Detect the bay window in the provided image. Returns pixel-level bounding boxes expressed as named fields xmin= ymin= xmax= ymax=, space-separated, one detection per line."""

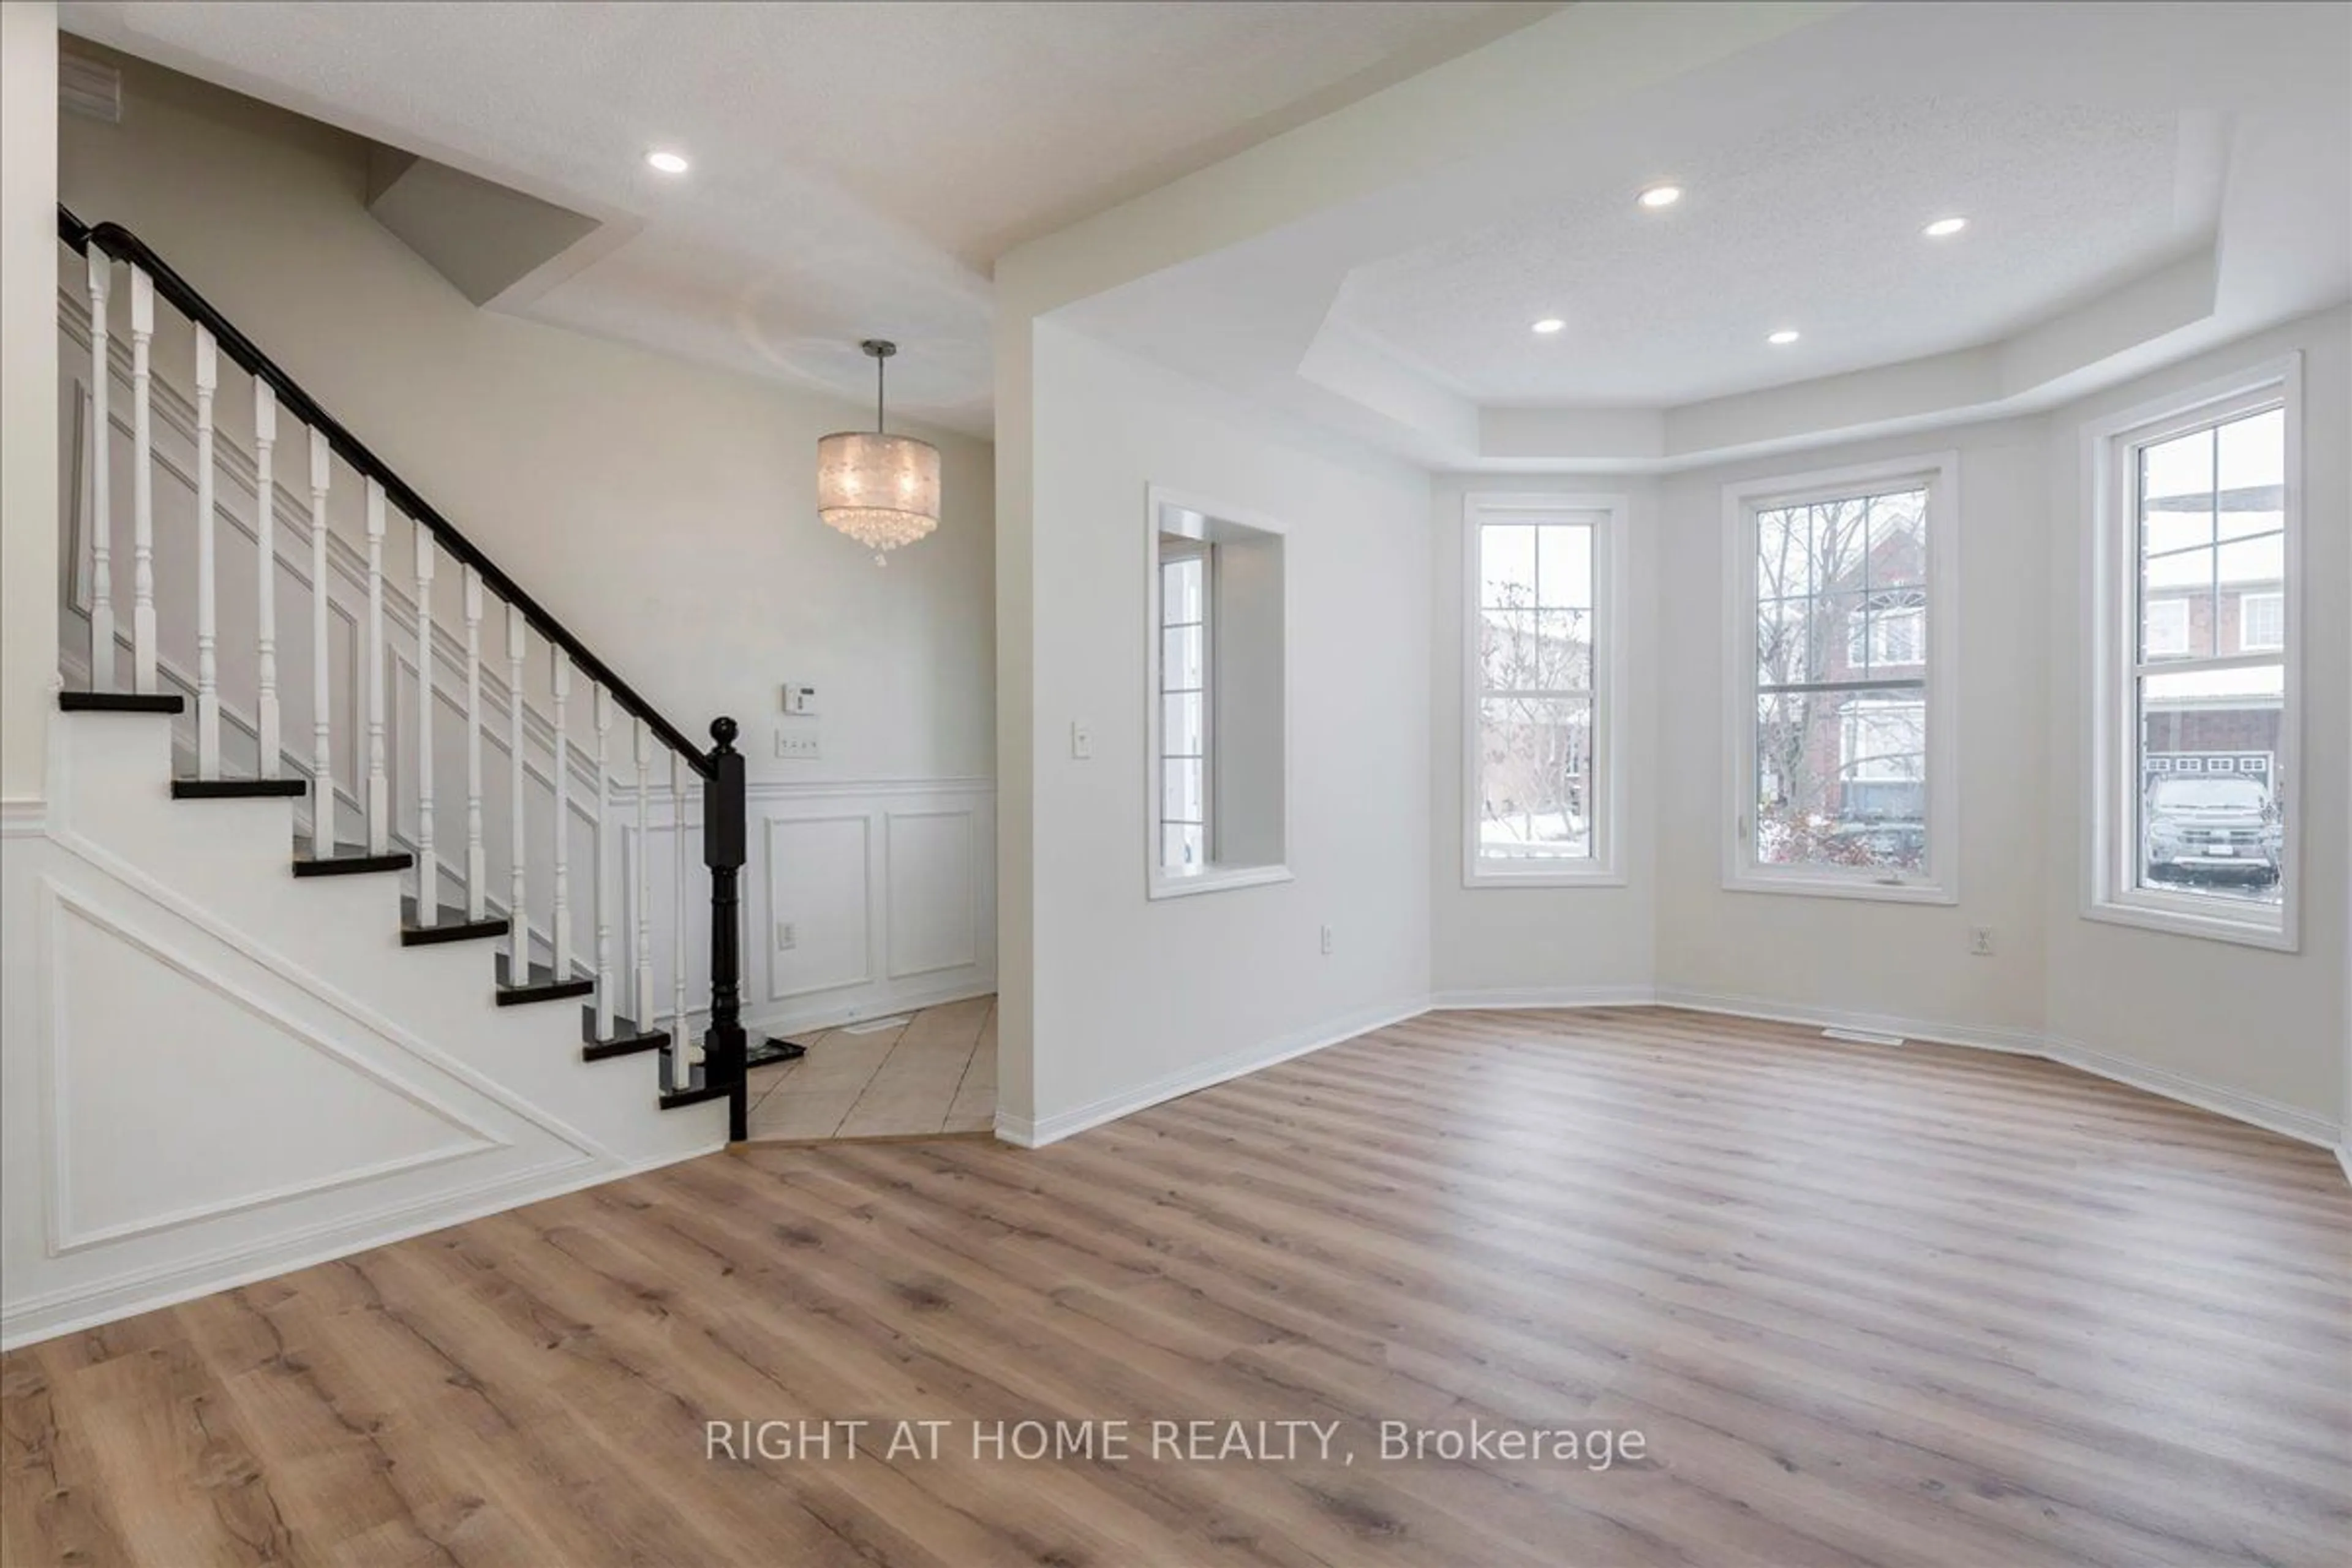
xmin=1464 ymin=496 xmax=1623 ymax=885
xmin=1723 ymin=454 xmax=1958 ymax=901
xmin=2086 ymin=361 xmax=2298 ymax=948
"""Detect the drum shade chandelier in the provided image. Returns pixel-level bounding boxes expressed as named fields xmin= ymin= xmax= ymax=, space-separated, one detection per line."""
xmin=816 ymin=339 xmax=940 ymax=565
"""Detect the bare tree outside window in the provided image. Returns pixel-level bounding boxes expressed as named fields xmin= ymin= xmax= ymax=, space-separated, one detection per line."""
xmin=1752 ymin=488 xmax=1929 ymax=872
xmin=1476 ymin=522 xmax=1594 ymax=865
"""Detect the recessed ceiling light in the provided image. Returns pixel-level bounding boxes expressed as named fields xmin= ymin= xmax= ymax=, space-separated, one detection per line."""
xmin=1767 ymin=329 xmax=1801 ymax=345
xmin=1532 ymin=317 xmax=1566 ymax=334
xmin=1637 ymin=184 xmax=1683 ymax=209
xmin=646 ymin=149 xmax=690 ymax=175
xmin=1923 ymin=216 xmax=1967 ymax=238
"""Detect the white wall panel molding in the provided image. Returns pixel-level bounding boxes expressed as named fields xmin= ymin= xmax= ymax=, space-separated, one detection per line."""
xmin=36 ymin=874 xmax=505 ymax=1254
xmin=35 ymin=820 xmax=617 ymax=1159
xmin=1 ymin=1143 xmax=699 ymax=1353
xmin=761 ymin=812 xmax=872 ymax=1003
xmin=884 ymin=807 xmax=978 ymax=981
xmin=737 ymin=779 xmax=996 ymax=1036
xmin=1 ymin=798 xmax=720 ymax=1350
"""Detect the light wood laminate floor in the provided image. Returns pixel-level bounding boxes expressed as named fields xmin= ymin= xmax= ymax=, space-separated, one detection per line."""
xmin=745 ymin=995 xmax=995 ymax=1141
xmin=4 ymin=1006 xmax=2346 ymax=1567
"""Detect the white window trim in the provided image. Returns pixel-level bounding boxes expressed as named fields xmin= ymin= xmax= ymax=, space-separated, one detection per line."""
xmin=2239 ymin=590 xmax=2284 ymax=654
xmin=2143 ymin=597 xmax=2192 ymax=657
xmin=2080 ymin=356 xmax=2300 ymax=952
xmin=1721 ymin=453 xmax=1960 ymax=905
xmin=1462 ymin=492 xmax=1627 ymax=888
xmin=1158 ymin=538 xmax=1212 ymax=870
xmin=1144 ymin=484 xmax=1294 ymax=902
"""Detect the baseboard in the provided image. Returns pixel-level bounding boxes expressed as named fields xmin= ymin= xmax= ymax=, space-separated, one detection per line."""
xmin=1430 ymin=984 xmax=1658 ymax=1011
xmin=740 ymin=976 xmax=997 ymax=1043
xmin=2042 ymin=1033 xmax=2340 ymax=1148
xmin=1651 ymin=986 xmax=2047 ymax=1057
xmin=2336 ymin=1142 xmax=2351 ymax=1188
xmin=995 ymin=996 xmax=1429 ymax=1149
xmin=0 ymin=1140 xmax=720 ymax=1351
xmin=992 ymin=981 xmax=2340 ymax=1156
xmin=1652 ymin=984 xmax=2337 ymax=1148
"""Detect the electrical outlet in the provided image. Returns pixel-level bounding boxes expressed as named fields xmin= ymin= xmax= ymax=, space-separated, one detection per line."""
xmin=776 ymin=921 xmax=797 ymax=951
xmin=1319 ymin=924 xmax=1334 ymax=956
xmin=1968 ymin=925 xmax=1994 ymax=956
xmin=775 ymin=725 xmax=820 ymax=760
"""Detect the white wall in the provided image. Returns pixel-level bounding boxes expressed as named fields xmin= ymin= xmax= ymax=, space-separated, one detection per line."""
xmin=58 ymin=48 xmax=995 ymax=791
xmin=2040 ymin=308 xmax=2350 ymax=1125
xmin=1653 ymin=417 xmax=2054 ymax=1045
xmin=1428 ymin=474 xmax=1659 ymax=1003
xmin=1002 ymin=321 xmax=1431 ymax=1140
xmin=1 ymin=1 xmax=58 ymax=803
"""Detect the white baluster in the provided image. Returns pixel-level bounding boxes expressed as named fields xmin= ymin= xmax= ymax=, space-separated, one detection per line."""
xmin=672 ymin=750 xmax=697 ymax=1085
xmin=506 ymin=605 xmax=528 ymax=975
xmin=463 ymin=566 xmax=486 ymax=921
xmin=593 ymin=688 xmax=616 ymax=1041
xmin=412 ymin=523 xmax=437 ymax=927
xmin=363 ymin=480 xmax=390 ymax=856
xmin=252 ymin=384 xmax=279 ymax=776
xmin=86 ymin=251 xmax=114 ymax=692
xmin=191 ymin=326 xmax=221 ymax=776
xmin=128 ymin=267 xmax=157 ymax=694
xmin=307 ymin=429 xmax=334 ymax=844
xmin=551 ymin=651 xmax=573 ymax=979
xmin=634 ymin=718 xmax=654 ymax=1034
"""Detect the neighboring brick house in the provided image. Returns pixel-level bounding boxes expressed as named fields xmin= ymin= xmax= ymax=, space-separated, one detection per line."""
xmin=2138 ymin=480 xmax=2285 ymax=799
xmin=1759 ymin=507 xmax=1928 ymax=836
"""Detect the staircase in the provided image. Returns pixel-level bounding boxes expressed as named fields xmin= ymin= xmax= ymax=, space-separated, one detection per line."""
xmin=50 ymin=206 xmax=752 ymax=1145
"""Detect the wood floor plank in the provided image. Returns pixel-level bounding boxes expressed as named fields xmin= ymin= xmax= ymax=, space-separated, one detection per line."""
xmin=4 ymin=1006 xmax=2345 ymax=1567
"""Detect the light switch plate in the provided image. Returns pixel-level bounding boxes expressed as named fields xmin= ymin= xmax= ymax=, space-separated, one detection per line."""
xmin=1070 ymin=722 xmax=1093 ymax=760
xmin=776 ymin=725 xmax=820 ymax=760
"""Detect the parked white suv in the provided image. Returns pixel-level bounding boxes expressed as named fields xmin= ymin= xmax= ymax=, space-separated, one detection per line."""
xmin=2144 ymin=775 xmax=2281 ymax=886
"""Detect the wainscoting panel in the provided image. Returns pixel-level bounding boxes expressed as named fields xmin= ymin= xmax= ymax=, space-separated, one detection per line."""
xmin=886 ymin=809 xmax=978 ymax=981
xmin=763 ymin=814 xmax=872 ymax=1003
xmin=746 ymin=782 xmax=996 ymax=1036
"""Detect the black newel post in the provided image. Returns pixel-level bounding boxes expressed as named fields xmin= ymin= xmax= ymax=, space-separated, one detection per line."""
xmin=704 ymin=717 xmax=748 ymax=1140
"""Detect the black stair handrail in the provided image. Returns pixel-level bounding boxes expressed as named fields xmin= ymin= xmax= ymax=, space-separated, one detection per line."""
xmin=58 ymin=203 xmax=716 ymax=780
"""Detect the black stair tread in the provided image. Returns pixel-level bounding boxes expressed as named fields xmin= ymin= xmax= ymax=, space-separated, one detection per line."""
xmin=658 ymin=1054 xmax=731 ymax=1111
xmin=494 ymin=952 xmax=595 ymax=1005
xmin=582 ymin=1005 xmax=670 ymax=1061
xmin=172 ymin=777 xmax=307 ymax=799
xmin=292 ymin=840 xmax=413 ymax=877
xmin=400 ymin=898 xmax=508 ymax=946
xmin=59 ymin=691 xmax=184 ymax=714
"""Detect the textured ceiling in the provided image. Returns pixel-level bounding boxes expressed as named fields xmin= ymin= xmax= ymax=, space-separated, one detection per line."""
xmin=60 ymin=0 xmax=1543 ymax=431
xmin=1334 ymin=96 xmax=2201 ymax=407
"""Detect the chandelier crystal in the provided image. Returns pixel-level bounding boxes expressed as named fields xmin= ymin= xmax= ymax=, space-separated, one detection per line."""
xmin=817 ymin=340 xmax=940 ymax=565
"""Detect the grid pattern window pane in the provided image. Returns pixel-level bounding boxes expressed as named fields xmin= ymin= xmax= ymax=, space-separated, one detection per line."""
xmin=1752 ymin=486 xmax=1931 ymax=875
xmin=1159 ymin=552 xmax=1207 ymax=872
xmin=1476 ymin=521 xmax=1595 ymax=865
xmin=2130 ymin=405 xmax=2285 ymax=909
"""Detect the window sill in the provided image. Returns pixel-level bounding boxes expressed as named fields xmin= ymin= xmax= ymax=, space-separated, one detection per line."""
xmin=1466 ymin=865 xmax=1626 ymax=890
xmin=1724 ymin=870 xmax=1956 ymax=906
xmin=1149 ymin=863 xmax=1293 ymax=902
xmin=2083 ymin=896 xmax=2296 ymax=953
